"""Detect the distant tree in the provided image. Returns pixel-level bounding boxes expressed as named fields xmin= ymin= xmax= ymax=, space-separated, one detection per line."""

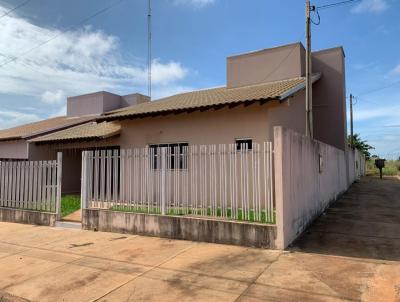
xmin=347 ymin=134 xmax=374 ymax=159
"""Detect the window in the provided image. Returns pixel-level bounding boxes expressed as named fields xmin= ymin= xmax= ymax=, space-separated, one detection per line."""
xmin=235 ymin=139 xmax=253 ymax=151
xmin=149 ymin=143 xmax=188 ymax=170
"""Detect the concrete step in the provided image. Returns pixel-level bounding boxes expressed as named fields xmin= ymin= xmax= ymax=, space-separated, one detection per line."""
xmin=55 ymin=221 xmax=82 ymax=230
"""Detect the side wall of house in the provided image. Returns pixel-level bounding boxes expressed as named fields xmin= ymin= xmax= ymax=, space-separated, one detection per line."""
xmin=312 ymin=47 xmax=347 ymax=150
xmin=0 ymin=140 xmax=29 ymax=159
xmin=227 ymin=43 xmax=305 ymax=88
xmin=274 ymin=126 xmax=350 ymax=249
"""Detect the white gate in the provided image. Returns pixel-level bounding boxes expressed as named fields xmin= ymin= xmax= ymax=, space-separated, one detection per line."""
xmin=0 ymin=153 xmax=62 ymax=215
xmin=81 ymin=143 xmax=275 ymax=223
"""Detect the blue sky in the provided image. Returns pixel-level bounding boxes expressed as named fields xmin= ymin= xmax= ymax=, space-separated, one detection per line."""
xmin=0 ymin=0 xmax=399 ymax=158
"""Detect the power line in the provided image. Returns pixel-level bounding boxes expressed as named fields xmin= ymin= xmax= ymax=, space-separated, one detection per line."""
xmin=311 ymin=9 xmax=320 ymax=25
xmin=0 ymin=0 xmax=31 ymax=19
xmin=316 ymin=0 xmax=361 ymax=10
xmin=0 ymin=0 xmax=126 ymax=69
xmin=357 ymin=79 xmax=400 ymax=97
xmin=260 ymin=32 xmax=305 ymax=83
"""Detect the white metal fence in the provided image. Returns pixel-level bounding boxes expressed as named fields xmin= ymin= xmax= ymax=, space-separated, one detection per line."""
xmin=0 ymin=153 xmax=62 ymax=214
xmin=82 ymin=143 xmax=275 ymax=223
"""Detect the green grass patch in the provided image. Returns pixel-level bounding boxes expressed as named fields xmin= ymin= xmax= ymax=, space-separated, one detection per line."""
xmin=110 ymin=205 xmax=276 ymax=224
xmin=61 ymin=195 xmax=81 ymax=217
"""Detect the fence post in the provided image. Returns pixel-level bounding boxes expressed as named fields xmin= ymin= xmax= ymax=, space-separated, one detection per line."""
xmin=56 ymin=152 xmax=62 ymax=219
xmin=81 ymin=151 xmax=88 ymax=214
xmin=161 ymin=147 xmax=166 ymax=215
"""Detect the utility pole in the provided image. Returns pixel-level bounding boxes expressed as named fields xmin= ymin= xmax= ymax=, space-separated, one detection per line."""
xmin=147 ymin=0 xmax=152 ymax=100
xmin=350 ymin=93 xmax=354 ymax=148
xmin=305 ymin=0 xmax=314 ymax=138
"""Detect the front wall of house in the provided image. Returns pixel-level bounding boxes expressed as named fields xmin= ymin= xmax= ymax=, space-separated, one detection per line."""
xmin=116 ymin=92 xmax=306 ymax=149
xmin=29 ymin=138 xmax=121 ymax=194
xmin=0 ymin=140 xmax=28 ymax=159
xmin=25 ymin=91 xmax=306 ymax=194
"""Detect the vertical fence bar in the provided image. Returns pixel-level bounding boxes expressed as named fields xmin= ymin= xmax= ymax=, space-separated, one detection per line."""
xmin=0 ymin=162 xmax=4 ymax=207
xmin=81 ymin=151 xmax=88 ymax=212
xmin=56 ymin=152 xmax=62 ymax=219
xmin=269 ymin=142 xmax=274 ymax=223
xmin=161 ymin=147 xmax=166 ymax=215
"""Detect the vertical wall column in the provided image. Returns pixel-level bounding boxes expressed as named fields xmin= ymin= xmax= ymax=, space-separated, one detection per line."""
xmin=273 ymin=126 xmax=287 ymax=249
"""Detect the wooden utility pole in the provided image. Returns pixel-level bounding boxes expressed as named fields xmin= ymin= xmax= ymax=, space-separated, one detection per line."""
xmin=350 ymin=93 xmax=354 ymax=148
xmin=305 ymin=0 xmax=314 ymax=138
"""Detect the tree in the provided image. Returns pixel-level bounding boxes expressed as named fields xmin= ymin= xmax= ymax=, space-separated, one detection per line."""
xmin=347 ymin=134 xmax=374 ymax=159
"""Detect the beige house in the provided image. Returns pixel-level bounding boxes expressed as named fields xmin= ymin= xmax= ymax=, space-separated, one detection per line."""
xmin=0 ymin=42 xmax=347 ymax=194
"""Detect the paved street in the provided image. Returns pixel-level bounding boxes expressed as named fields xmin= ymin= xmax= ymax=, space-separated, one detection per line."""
xmin=0 ymin=176 xmax=399 ymax=302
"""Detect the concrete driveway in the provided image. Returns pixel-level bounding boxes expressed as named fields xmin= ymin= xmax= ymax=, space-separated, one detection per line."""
xmin=0 ymin=176 xmax=399 ymax=302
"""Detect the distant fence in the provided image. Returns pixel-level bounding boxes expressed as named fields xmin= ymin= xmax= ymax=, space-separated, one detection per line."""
xmin=0 ymin=153 xmax=62 ymax=214
xmin=81 ymin=143 xmax=275 ymax=223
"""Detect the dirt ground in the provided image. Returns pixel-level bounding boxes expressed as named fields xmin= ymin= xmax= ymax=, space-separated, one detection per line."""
xmin=0 ymin=176 xmax=399 ymax=302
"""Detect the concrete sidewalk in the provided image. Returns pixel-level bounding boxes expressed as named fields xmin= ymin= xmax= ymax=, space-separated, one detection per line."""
xmin=0 ymin=176 xmax=399 ymax=302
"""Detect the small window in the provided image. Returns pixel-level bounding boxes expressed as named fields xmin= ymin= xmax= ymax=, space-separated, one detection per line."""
xmin=149 ymin=143 xmax=188 ymax=170
xmin=236 ymin=139 xmax=252 ymax=151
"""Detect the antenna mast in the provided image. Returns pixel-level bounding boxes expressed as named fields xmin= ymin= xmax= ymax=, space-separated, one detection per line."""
xmin=147 ymin=0 xmax=152 ymax=100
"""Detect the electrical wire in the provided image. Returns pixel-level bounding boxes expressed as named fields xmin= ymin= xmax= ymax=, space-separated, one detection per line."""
xmin=316 ymin=0 xmax=361 ymax=10
xmin=311 ymin=9 xmax=320 ymax=25
xmin=357 ymin=79 xmax=400 ymax=97
xmin=260 ymin=32 xmax=305 ymax=83
xmin=0 ymin=0 xmax=126 ymax=69
xmin=0 ymin=0 xmax=31 ymax=19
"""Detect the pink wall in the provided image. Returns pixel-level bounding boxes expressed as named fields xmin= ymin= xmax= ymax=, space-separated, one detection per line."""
xmin=0 ymin=140 xmax=28 ymax=159
xmin=274 ymin=126 xmax=363 ymax=249
xmin=227 ymin=42 xmax=347 ymax=150
xmin=227 ymin=43 xmax=305 ymax=88
xmin=67 ymin=91 xmax=149 ymax=117
xmin=116 ymin=95 xmax=306 ymax=148
xmin=312 ymin=47 xmax=347 ymax=150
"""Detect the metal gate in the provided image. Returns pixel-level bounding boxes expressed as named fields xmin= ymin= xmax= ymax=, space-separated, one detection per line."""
xmin=0 ymin=153 xmax=62 ymax=216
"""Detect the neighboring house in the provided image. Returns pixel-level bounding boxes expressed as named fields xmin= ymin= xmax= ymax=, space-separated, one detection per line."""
xmin=0 ymin=42 xmax=347 ymax=194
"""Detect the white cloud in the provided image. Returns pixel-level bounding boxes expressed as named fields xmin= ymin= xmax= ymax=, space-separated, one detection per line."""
xmin=351 ymin=0 xmax=388 ymax=14
xmin=0 ymin=109 xmax=40 ymax=129
xmin=50 ymin=105 xmax=67 ymax=118
xmin=354 ymin=105 xmax=400 ymax=121
xmin=173 ymin=0 xmax=215 ymax=8
xmin=41 ymin=90 xmax=65 ymax=105
xmin=151 ymin=59 xmax=188 ymax=85
xmin=390 ymin=64 xmax=400 ymax=76
xmin=0 ymin=4 xmax=191 ymax=126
